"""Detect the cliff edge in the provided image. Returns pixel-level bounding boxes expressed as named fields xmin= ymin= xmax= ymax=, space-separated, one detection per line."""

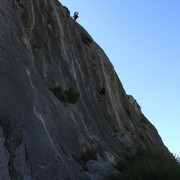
xmin=0 ymin=0 xmax=166 ymax=179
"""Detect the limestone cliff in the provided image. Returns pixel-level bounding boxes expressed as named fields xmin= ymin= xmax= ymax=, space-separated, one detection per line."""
xmin=0 ymin=0 xmax=166 ymax=179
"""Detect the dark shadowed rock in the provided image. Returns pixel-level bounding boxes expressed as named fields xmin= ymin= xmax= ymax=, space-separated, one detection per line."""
xmin=0 ymin=0 xmax=166 ymax=179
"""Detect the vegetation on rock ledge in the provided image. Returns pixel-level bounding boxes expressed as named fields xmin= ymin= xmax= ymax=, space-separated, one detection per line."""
xmin=50 ymin=86 xmax=80 ymax=104
xmin=109 ymin=147 xmax=180 ymax=180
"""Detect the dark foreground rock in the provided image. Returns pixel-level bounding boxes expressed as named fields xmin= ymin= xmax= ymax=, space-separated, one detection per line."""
xmin=0 ymin=0 xmax=166 ymax=179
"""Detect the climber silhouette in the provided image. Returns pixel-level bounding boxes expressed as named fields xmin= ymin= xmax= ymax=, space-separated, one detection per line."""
xmin=73 ymin=12 xmax=79 ymax=21
xmin=97 ymin=85 xmax=106 ymax=101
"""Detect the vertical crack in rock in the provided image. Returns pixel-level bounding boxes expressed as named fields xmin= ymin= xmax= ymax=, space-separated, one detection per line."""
xmin=0 ymin=127 xmax=11 ymax=180
xmin=33 ymin=107 xmax=60 ymax=159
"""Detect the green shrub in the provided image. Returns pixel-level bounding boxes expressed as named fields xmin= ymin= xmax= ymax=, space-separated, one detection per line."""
xmin=50 ymin=86 xmax=67 ymax=102
xmin=110 ymin=147 xmax=180 ymax=180
xmin=65 ymin=87 xmax=80 ymax=104
xmin=50 ymin=86 xmax=80 ymax=104
xmin=81 ymin=32 xmax=93 ymax=46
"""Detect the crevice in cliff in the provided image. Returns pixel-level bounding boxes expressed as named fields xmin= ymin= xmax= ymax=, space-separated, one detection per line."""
xmin=5 ymin=128 xmax=24 ymax=178
xmin=72 ymin=154 xmax=88 ymax=171
xmin=14 ymin=0 xmax=29 ymax=28
xmin=33 ymin=107 xmax=61 ymax=159
xmin=0 ymin=45 xmax=5 ymax=50
xmin=0 ymin=126 xmax=11 ymax=179
xmin=0 ymin=119 xmax=33 ymax=179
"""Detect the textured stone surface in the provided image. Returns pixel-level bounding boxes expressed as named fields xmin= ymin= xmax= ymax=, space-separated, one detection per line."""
xmin=0 ymin=128 xmax=11 ymax=180
xmin=0 ymin=0 xmax=166 ymax=179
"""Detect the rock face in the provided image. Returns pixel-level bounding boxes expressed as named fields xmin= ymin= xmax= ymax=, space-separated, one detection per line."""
xmin=0 ymin=0 xmax=166 ymax=179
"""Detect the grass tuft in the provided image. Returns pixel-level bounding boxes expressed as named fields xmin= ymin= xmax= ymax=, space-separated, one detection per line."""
xmin=109 ymin=147 xmax=180 ymax=180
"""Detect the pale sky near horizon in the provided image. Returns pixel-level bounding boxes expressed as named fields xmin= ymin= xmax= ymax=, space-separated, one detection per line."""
xmin=59 ymin=0 xmax=180 ymax=155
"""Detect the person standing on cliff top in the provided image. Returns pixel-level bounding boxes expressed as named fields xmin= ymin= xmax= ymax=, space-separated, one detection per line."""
xmin=73 ymin=12 xmax=79 ymax=21
xmin=97 ymin=85 xmax=106 ymax=101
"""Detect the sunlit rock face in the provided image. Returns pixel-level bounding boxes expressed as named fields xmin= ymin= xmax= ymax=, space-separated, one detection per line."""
xmin=0 ymin=0 xmax=166 ymax=179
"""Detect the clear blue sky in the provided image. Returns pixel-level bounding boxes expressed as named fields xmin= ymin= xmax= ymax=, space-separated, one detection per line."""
xmin=59 ymin=0 xmax=180 ymax=155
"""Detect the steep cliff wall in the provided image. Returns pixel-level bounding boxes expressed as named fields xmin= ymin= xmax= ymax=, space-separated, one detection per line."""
xmin=0 ymin=0 xmax=165 ymax=179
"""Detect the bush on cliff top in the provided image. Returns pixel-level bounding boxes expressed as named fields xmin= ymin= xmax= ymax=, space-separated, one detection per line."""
xmin=109 ymin=147 xmax=180 ymax=180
